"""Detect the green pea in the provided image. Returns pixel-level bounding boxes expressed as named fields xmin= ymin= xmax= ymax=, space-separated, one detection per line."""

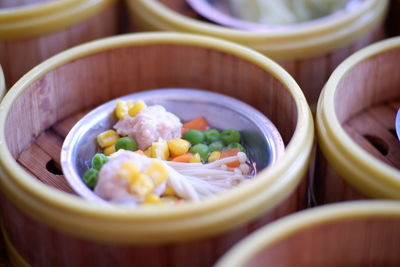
xmin=92 ymin=153 xmax=108 ymax=170
xmin=209 ymin=141 xmax=224 ymax=152
xmin=83 ymin=168 xmax=99 ymax=189
xmin=226 ymin=142 xmax=246 ymax=153
xmin=183 ymin=130 xmax=205 ymax=145
xmin=189 ymin=143 xmax=210 ymax=161
xmin=115 ymin=137 xmax=138 ymax=151
xmin=220 ymin=129 xmax=241 ymax=145
xmin=204 ymin=129 xmax=220 ymax=143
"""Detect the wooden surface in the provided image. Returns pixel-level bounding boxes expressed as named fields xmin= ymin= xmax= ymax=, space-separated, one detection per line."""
xmin=344 ymin=101 xmax=400 ymax=169
xmin=17 ymin=110 xmax=89 ymax=194
xmin=0 ymin=1 xmax=119 ymax=87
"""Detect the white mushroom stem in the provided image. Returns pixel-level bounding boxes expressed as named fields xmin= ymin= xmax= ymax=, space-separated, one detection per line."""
xmin=167 ymin=153 xmax=246 ymax=170
xmin=163 ymin=153 xmax=250 ymax=200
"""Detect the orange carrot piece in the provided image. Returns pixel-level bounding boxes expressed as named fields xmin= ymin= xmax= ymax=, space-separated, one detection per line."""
xmin=171 ymin=153 xmax=193 ymax=162
xmin=221 ymin=148 xmax=240 ymax=168
xmin=183 ymin=117 xmax=209 ymax=131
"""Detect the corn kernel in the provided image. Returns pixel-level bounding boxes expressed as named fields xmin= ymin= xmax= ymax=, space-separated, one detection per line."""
xmin=151 ymin=139 xmax=169 ymax=160
xmin=163 ymin=184 xmax=177 ymax=196
xmin=97 ymin=130 xmax=119 ymax=148
xmin=144 ymin=161 xmax=168 ymax=186
xmin=128 ymin=100 xmax=147 ymax=117
xmin=142 ymin=194 xmax=162 ymax=204
xmin=115 ymin=100 xmax=133 ymax=120
xmin=208 ymin=151 xmax=221 ymax=162
xmin=130 ymin=174 xmax=154 ymax=197
xmin=167 ymin=138 xmax=190 ymax=157
xmin=189 ymin=153 xmax=201 ymax=163
xmin=116 ymin=161 xmax=140 ymax=184
xmin=144 ymin=147 xmax=152 ymax=157
xmin=103 ymin=144 xmax=116 ymax=156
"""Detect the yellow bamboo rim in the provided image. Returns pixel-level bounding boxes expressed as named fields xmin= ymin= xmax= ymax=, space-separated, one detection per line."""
xmin=0 ymin=0 xmax=115 ymax=40
xmin=1 ymin=224 xmax=29 ymax=267
xmin=0 ymin=66 xmax=4 ymax=99
xmin=127 ymin=0 xmax=388 ymax=61
xmin=317 ymin=37 xmax=400 ymax=199
xmin=216 ymin=200 xmax=400 ymax=267
xmin=0 ymin=32 xmax=314 ymax=244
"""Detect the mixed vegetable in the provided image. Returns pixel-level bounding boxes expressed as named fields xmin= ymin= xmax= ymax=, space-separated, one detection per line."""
xmin=82 ymin=99 xmax=254 ymax=205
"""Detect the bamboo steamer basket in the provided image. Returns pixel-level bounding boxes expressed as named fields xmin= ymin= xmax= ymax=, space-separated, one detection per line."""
xmin=216 ymin=200 xmax=400 ymax=267
xmin=315 ymin=37 xmax=400 ymax=204
xmin=0 ymin=33 xmax=313 ymax=266
xmin=0 ymin=0 xmax=119 ymax=87
xmin=126 ymin=0 xmax=388 ymax=109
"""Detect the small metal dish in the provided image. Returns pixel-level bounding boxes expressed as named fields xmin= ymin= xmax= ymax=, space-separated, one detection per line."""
xmin=186 ymin=0 xmax=363 ymax=31
xmin=61 ymin=89 xmax=285 ymax=204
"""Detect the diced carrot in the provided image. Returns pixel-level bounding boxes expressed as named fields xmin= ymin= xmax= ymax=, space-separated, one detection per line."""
xmin=171 ymin=153 xmax=193 ymax=163
xmin=221 ymin=148 xmax=240 ymax=168
xmin=134 ymin=150 xmax=145 ymax=155
xmin=183 ymin=117 xmax=209 ymax=131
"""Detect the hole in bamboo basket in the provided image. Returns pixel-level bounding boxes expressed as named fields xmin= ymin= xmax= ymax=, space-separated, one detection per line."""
xmin=46 ymin=159 xmax=63 ymax=175
xmin=363 ymin=134 xmax=389 ymax=156
xmin=389 ymin=129 xmax=397 ymax=139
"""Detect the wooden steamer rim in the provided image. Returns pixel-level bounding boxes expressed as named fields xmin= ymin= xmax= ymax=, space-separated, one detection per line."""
xmin=0 ymin=33 xmax=314 ymax=244
xmin=317 ymin=37 xmax=400 ymax=199
xmin=128 ymin=0 xmax=388 ymax=60
xmin=215 ymin=200 xmax=400 ymax=267
xmin=0 ymin=66 xmax=4 ymax=99
xmin=0 ymin=0 xmax=116 ymax=40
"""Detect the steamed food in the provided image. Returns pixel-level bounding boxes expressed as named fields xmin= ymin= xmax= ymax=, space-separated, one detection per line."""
xmin=230 ymin=0 xmax=360 ymax=26
xmin=82 ymin=99 xmax=255 ymax=206
xmin=114 ymin=104 xmax=182 ymax=150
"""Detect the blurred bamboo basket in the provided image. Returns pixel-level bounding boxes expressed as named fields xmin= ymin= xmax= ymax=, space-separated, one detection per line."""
xmin=126 ymin=0 xmax=388 ymax=108
xmin=315 ymin=37 xmax=400 ymax=204
xmin=216 ymin=200 xmax=400 ymax=267
xmin=0 ymin=32 xmax=313 ymax=267
xmin=0 ymin=0 xmax=119 ymax=87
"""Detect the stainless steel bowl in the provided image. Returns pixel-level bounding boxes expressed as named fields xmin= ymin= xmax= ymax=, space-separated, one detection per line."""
xmin=61 ymin=89 xmax=285 ymax=204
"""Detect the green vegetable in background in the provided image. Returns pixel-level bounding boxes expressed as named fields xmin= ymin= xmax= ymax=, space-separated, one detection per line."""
xmin=209 ymin=141 xmax=225 ymax=152
xmin=115 ymin=137 xmax=138 ymax=151
xmin=183 ymin=129 xmax=206 ymax=145
xmin=189 ymin=143 xmax=210 ymax=161
xmin=226 ymin=142 xmax=246 ymax=153
xmin=92 ymin=153 xmax=108 ymax=170
xmin=204 ymin=129 xmax=220 ymax=143
xmin=83 ymin=168 xmax=99 ymax=189
xmin=220 ymin=129 xmax=241 ymax=145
